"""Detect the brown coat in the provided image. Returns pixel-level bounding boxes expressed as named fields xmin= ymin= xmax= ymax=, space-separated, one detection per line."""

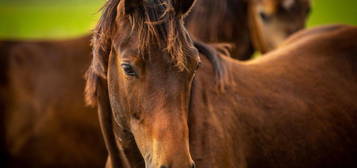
xmin=189 ymin=25 xmax=357 ymax=168
xmin=86 ymin=0 xmax=357 ymax=167
xmin=0 ymin=36 xmax=107 ymax=168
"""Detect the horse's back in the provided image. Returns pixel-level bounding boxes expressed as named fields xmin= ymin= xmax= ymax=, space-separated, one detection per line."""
xmin=280 ymin=24 xmax=357 ymax=59
xmin=284 ymin=25 xmax=357 ymax=74
xmin=194 ymin=25 xmax=357 ymax=167
xmin=1 ymin=36 xmax=107 ymax=168
xmin=234 ymin=25 xmax=357 ymax=168
xmin=247 ymin=25 xmax=357 ymax=101
xmin=252 ymin=25 xmax=357 ymax=68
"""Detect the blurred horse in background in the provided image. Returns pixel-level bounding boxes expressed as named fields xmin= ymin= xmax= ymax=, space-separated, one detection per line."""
xmin=86 ymin=0 xmax=357 ymax=167
xmin=0 ymin=36 xmax=107 ymax=168
xmin=186 ymin=0 xmax=311 ymax=60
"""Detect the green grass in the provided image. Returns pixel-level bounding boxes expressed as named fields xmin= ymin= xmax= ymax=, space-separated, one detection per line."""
xmin=0 ymin=0 xmax=356 ymax=39
xmin=308 ymin=0 xmax=357 ymax=27
xmin=0 ymin=1 xmax=102 ymax=39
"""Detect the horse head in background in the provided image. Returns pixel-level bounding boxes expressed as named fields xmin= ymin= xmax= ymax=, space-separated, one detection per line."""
xmin=248 ymin=0 xmax=311 ymax=53
xmin=186 ymin=0 xmax=311 ymax=60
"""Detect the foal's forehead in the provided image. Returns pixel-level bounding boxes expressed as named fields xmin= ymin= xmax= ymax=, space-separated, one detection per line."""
xmin=112 ymin=0 xmax=199 ymax=71
xmin=115 ymin=25 xmax=194 ymax=61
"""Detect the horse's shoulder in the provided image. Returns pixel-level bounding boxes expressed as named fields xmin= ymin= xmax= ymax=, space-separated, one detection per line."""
xmin=282 ymin=25 xmax=357 ymax=46
xmin=246 ymin=25 xmax=357 ymax=73
xmin=276 ymin=25 xmax=357 ymax=64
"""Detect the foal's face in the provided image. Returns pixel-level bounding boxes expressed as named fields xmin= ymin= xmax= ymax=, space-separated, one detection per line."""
xmin=106 ymin=2 xmax=200 ymax=167
xmin=250 ymin=0 xmax=311 ymax=53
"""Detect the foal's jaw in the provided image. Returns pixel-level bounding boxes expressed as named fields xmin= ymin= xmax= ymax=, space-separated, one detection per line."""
xmin=131 ymin=110 xmax=195 ymax=168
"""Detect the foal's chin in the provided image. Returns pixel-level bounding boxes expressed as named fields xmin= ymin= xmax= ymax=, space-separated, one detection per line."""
xmin=145 ymin=160 xmax=196 ymax=168
xmin=140 ymin=140 xmax=195 ymax=168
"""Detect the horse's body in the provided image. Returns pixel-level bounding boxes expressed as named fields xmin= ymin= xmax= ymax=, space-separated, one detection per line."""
xmin=186 ymin=0 xmax=311 ymax=60
xmin=0 ymin=36 xmax=107 ymax=168
xmin=109 ymin=25 xmax=357 ymax=168
xmin=86 ymin=0 xmax=357 ymax=168
xmin=188 ymin=25 xmax=357 ymax=168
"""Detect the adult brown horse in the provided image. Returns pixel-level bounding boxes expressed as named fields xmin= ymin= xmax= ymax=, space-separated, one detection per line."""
xmin=0 ymin=36 xmax=107 ymax=168
xmin=186 ymin=0 xmax=311 ymax=60
xmin=86 ymin=0 xmax=357 ymax=168
xmin=0 ymin=1 xmax=308 ymax=167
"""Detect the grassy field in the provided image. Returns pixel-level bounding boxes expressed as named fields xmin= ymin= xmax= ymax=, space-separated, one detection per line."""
xmin=0 ymin=0 xmax=102 ymax=39
xmin=0 ymin=0 xmax=356 ymax=39
xmin=307 ymin=0 xmax=357 ymax=26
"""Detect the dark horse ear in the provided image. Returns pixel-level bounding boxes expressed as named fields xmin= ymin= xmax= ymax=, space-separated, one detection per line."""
xmin=123 ymin=0 xmax=142 ymax=14
xmin=172 ymin=0 xmax=196 ymax=17
xmin=123 ymin=0 xmax=196 ymax=17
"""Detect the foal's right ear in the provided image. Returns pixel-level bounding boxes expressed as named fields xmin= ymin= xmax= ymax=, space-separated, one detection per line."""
xmin=173 ymin=0 xmax=197 ymax=17
xmin=123 ymin=0 xmax=142 ymax=14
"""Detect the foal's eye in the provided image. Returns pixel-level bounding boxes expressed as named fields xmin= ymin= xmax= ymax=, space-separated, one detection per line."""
xmin=259 ymin=11 xmax=271 ymax=23
xmin=121 ymin=63 xmax=137 ymax=77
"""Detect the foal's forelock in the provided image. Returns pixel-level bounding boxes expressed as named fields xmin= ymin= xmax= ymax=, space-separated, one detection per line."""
xmin=103 ymin=0 xmax=194 ymax=69
xmin=127 ymin=0 xmax=196 ymax=71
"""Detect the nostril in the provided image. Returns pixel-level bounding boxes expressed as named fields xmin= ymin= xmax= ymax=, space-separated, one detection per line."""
xmin=160 ymin=165 xmax=168 ymax=168
xmin=191 ymin=163 xmax=196 ymax=168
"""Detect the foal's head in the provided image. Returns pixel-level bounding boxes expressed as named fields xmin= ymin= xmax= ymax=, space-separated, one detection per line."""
xmin=248 ymin=0 xmax=311 ymax=53
xmin=86 ymin=0 xmax=200 ymax=167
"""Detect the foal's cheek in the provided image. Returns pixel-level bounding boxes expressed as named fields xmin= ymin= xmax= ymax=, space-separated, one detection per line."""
xmin=129 ymin=120 xmax=152 ymax=155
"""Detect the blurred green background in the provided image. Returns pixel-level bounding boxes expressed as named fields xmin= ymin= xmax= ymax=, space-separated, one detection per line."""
xmin=0 ymin=0 xmax=356 ymax=39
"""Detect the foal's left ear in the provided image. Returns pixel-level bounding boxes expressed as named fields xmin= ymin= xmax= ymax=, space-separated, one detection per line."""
xmin=173 ymin=0 xmax=196 ymax=17
xmin=123 ymin=0 xmax=142 ymax=14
